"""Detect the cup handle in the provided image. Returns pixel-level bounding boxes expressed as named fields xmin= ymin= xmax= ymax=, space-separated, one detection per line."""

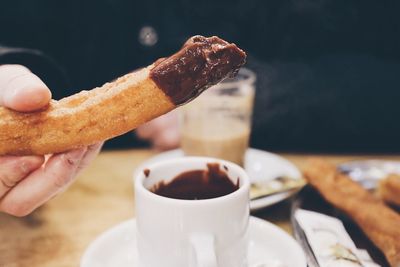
xmin=190 ymin=233 xmax=218 ymax=267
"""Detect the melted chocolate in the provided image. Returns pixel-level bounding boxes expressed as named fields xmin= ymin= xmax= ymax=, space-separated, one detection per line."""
xmin=151 ymin=163 xmax=239 ymax=200
xmin=150 ymin=35 xmax=246 ymax=105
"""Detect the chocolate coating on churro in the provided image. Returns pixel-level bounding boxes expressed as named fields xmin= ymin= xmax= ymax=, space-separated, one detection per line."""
xmin=150 ymin=35 xmax=246 ymax=105
xmin=0 ymin=36 xmax=247 ymax=156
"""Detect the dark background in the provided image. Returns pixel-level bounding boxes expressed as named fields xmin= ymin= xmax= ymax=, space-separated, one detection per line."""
xmin=1 ymin=0 xmax=400 ymax=152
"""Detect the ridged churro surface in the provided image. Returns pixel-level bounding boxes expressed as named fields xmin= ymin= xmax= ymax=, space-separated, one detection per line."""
xmin=0 ymin=67 xmax=174 ymax=155
xmin=304 ymin=159 xmax=400 ymax=267
xmin=0 ymin=35 xmax=246 ymax=155
xmin=379 ymin=174 xmax=400 ymax=207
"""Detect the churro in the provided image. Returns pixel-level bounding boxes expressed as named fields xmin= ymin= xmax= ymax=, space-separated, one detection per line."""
xmin=0 ymin=36 xmax=246 ymax=155
xmin=379 ymin=174 xmax=400 ymax=206
xmin=304 ymin=158 xmax=400 ymax=267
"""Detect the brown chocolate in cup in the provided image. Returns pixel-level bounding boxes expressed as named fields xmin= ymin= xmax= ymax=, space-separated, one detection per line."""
xmin=150 ymin=163 xmax=239 ymax=200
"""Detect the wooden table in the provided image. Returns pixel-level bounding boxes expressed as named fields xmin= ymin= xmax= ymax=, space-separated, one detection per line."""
xmin=1 ymin=149 xmax=399 ymax=267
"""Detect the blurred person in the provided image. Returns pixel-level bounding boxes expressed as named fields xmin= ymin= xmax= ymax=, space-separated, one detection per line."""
xmin=138 ymin=0 xmax=400 ymax=152
xmin=136 ymin=110 xmax=180 ymax=150
xmin=1 ymin=0 xmax=400 ymax=215
xmin=2 ymin=0 xmax=399 ymax=152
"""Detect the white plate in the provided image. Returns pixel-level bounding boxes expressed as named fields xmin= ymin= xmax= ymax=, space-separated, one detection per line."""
xmin=81 ymin=216 xmax=306 ymax=267
xmin=134 ymin=148 xmax=302 ymax=211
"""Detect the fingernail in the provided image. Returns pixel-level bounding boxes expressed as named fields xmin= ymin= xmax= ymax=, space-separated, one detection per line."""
xmin=3 ymin=83 xmax=18 ymax=104
xmin=88 ymin=142 xmax=104 ymax=151
xmin=23 ymin=87 xmax=48 ymax=106
xmin=20 ymin=156 xmax=44 ymax=173
xmin=64 ymin=148 xmax=87 ymax=165
xmin=15 ymin=85 xmax=50 ymax=107
xmin=3 ymin=75 xmax=51 ymax=111
xmin=20 ymin=161 xmax=32 ymax=174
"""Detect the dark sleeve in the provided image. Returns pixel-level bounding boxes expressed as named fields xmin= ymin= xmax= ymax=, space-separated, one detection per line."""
xmin=247 ymin=55 xmax=400 ymax=153
xmin=0 ymin=46 xmax=70 ymax=98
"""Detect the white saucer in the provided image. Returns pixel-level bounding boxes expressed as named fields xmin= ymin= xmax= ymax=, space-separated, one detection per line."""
xmin=134 ymin=148 xmax=302 ymax=211
xmin=81 ymin=216 xmax=306 ymax=267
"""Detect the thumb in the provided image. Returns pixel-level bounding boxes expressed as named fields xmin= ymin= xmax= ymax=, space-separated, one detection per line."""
xmin=0 ymin=64 xmax=52 ymax=112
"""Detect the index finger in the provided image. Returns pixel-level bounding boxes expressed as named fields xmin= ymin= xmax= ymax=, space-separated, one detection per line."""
xmin=0 ymin=148 xmax=87 ymax=217
xmin=0 ymin=64 xmax=52 ymax=112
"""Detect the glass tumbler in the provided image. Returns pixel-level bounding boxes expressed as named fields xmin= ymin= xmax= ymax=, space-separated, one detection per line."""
xmin=180 ymin=68 xmax=256 ymax=166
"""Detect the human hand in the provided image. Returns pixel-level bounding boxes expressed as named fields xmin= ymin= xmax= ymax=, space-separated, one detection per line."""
xmin=136 ymin=110 xmax=180 ymax=150
xmin=0 ymin=64 xmax=103 ymax=216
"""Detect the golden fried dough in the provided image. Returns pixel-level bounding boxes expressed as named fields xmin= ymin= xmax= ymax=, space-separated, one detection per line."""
xmin=379 ymin=174 xmax=400 ymax=206
xmin=0 ymin=36 xmax=246 ymax=155
xmin=304 ymin=158 xmax=400 ymax=267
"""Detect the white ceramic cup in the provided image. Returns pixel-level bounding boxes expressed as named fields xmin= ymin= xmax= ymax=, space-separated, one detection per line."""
xmin=134 ymin=157 xmax=250 ymax=267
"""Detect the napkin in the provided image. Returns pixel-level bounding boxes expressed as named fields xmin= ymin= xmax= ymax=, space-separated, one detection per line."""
xmin=294 ymin=209 xmax=380 ymax=267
